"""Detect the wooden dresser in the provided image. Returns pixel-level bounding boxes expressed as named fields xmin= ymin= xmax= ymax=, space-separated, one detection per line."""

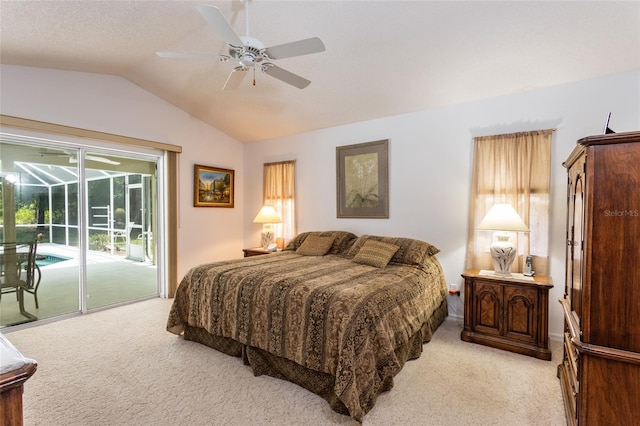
xmin=0 ymin=333 xmax=37 ymax=426
xmin=558 ymin=131 xmax=640 ymax=425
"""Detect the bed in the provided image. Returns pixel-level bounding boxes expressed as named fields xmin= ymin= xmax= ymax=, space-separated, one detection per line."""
xmin=167 ymin=231 xmax=448 ymax=422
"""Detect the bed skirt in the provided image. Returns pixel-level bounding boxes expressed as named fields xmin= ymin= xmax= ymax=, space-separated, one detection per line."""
xmin=182 ymin=298 xmax=448 ymax=419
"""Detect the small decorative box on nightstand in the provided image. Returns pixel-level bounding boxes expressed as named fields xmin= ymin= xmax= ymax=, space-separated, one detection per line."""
xmin=461 ymin=269 xmax=553 ymax=361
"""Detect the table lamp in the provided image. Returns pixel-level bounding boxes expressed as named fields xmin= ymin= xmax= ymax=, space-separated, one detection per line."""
xmin=252 ymin=205 xmax=282 ymax=249
xmin=477 ymin=203 xmax=529 ymax=276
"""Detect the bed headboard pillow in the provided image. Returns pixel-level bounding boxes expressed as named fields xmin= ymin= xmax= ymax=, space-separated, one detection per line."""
xmin=295 ymin=235 xmax=335 ymax=256
xmin=347 ymin=235 xmax=440 ymax=266
xmin=285 ymin=231 xmax=358 ymax=255
xmin=351 ymin=239 xmax=400 ymax=268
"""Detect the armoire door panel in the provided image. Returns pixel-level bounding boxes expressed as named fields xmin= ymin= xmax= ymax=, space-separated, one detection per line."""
xmin=584 ymin=143 xmax=640 ymax=352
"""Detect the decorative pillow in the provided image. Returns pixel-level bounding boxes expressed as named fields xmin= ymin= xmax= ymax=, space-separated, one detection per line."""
xmin=285 ymin=231 xmax=358 ymax=255
xmin=284 ymin=233 xmax=308 ymax=251
xmin=352 ymin=239 xmax=400 ymax=268
xmin=295 ymin=235 xmax=335 ymax=256
xmin=347 ymin=235 xmax=440 ymax=266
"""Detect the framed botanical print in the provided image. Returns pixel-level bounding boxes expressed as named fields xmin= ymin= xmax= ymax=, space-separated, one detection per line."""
xmin=194 ymin=164 xmax=234 ymax=207
xmin=336 ymin=139 xmax=389 ymax=218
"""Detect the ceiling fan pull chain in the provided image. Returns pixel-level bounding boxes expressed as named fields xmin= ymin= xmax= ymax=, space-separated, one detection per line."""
xmin=253 ymin=66 xmax=256 ymax=86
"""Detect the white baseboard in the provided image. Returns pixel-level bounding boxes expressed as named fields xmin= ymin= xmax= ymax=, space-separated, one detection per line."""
xmin=548 ymin=331 xmax=563 ymax=342
xmin=446 ymin=313 xmax=463 ymax=322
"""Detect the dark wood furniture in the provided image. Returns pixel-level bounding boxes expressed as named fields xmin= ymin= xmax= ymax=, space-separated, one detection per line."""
xmin=461 ymin=269 xmax=553 ymax=360
xmin=0 ymin=333 xmax=37 ymax=426
xmin=242 ymin=247 xmax=272 ymax=257
xmin=558 ymin=131 xmax=640 ymax=426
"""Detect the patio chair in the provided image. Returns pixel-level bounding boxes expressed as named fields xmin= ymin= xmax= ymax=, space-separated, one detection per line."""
xmin=21 ymin=240 xmax=42 ymax=309
xmin=0 ymin=241 xmax=39 ymax=319
xmin=112 ymin=222 xmax=135 ymax=246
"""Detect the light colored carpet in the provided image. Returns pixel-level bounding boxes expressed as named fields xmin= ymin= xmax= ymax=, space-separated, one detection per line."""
xmin=5 ymin=298 xmax=566 ymax=425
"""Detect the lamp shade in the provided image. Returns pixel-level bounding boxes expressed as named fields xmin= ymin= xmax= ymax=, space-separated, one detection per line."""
xmin=477 ymin=204 xmax=529 ymax=232
xmin=252 ymin=205 xmax=282 ymax=224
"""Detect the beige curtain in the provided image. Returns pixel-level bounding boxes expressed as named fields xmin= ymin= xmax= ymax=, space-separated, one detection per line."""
xmin=263 ymin=160 xmax=296 ymax=248
xmin=166 ymin=151 xmax=179 ymax=297
xmin=465 ymin=130 xmax=553 ymax=275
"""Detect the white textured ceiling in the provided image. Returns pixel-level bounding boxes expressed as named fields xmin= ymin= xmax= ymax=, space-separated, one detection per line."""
xmin=1 ymin=1 xmax=639 ymax=142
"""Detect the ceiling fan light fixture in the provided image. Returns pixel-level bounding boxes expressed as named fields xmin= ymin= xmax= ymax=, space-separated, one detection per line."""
xmin=239 ymin=55 xmax=254 ymax=68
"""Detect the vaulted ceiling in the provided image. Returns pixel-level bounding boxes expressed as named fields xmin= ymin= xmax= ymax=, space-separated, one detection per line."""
xmin=1 ymin=1 xmax=639 ymax=142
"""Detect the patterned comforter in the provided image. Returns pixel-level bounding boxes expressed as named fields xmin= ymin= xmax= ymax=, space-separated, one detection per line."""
xmin=167 ymin=233 xmax=448 ymax=421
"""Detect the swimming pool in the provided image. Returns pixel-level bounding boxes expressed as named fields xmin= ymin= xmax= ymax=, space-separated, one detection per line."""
xmin=36 ymin=254 xmax=71 ymax=267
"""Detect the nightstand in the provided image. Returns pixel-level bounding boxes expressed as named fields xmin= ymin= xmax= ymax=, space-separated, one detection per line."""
xmin=461 ymin=269 xmax=553 ymax=360
xmin=242 ymin=247 xmax=272 ymax=257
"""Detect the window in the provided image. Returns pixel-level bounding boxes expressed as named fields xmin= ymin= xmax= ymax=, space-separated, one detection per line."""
xmin=465 ymin=130 xmax=553 ymax=275
xmin=263 ymin=160 xmax=296 ymax=247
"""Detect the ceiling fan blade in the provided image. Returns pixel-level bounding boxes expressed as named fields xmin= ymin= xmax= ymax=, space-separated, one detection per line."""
xmin=262 ymin=64 xmax=311 ymax=89
xmin=265 ymin=37 xmax=325 ymax=60
xmin=196 ymin=4 xmax=243 ymax=47
xmin=68 ymin=155 xmax=120 ymax=165
xmin=223 ymin=67 xmax=248 ymax=90
xmin=86 ymin=155 xmax=121 ymax=165
xmin=156 ymin=50 xmax=221 ymax=60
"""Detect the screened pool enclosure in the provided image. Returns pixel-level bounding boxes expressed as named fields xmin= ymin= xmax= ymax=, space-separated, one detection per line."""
xmin=5 ymin=161 xmax=154 ymax=258
xmin=1 ymin=140 xmax=160 ymax=328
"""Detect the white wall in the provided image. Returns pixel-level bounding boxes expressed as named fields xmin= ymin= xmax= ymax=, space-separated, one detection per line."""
xmin=2 ymin=64 xmax=638 ymax=338
xmin=0 ymin=64 xmax=245 ymax=280
xmin=243 ymin=70 xmax=640 ymax=339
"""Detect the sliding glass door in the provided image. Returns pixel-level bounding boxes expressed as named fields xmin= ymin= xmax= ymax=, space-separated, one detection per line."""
xmin=1 ymin=143 xmax=81 ymax=326
xmin=85 ymin=151 xmax=158 ymax=310
xmin=0 ymin=138 xmax=162 ymax=327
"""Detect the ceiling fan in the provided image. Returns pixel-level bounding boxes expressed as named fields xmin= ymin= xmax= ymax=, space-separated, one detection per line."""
xmin=156 ymin=1 xmax=325 ymax=90
xmin=34 ymin=150 xmax=121 ymax=166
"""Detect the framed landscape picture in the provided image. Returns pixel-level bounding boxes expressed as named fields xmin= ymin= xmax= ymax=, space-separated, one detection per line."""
xmin=194 ymin=164 xmax=234 ymax=207
xmin=336 ymin=139 xmax=389 ymax=218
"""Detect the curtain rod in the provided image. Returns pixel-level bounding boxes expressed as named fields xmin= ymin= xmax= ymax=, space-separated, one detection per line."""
xmin=474 ymin=128 xmax=556 ymax=140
